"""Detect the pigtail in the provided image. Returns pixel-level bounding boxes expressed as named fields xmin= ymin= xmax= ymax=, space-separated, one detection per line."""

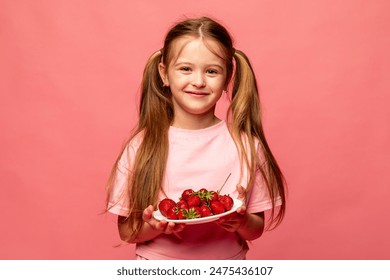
xmin=139 ymin=50 xmax=174 ymax=128
xmin=127 ymin=50 xmax=173 ymax=239
xmin=106 ymin=50 xmax=173 ymax=242
xmin=228 ymin=50 xmax=286 ymax=230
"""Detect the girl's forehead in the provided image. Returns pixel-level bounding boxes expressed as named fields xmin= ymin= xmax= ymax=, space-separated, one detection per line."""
xmin=168 ymin=36 xmax=226 ymax=65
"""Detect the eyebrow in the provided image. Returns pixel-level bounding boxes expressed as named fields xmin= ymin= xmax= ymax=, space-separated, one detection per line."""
xmin=175 ymin=61 xmax=225 ymax=70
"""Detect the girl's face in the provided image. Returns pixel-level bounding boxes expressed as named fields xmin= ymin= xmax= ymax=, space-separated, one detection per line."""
xmin=159 ymin=37 xmax=228 ymax=128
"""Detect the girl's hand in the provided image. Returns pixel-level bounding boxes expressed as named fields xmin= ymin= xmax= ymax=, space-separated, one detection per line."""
xmin=142 ymin=205 xmax=185 ymax=238
xmin=216 ymin=184 xmax=247 ymax=232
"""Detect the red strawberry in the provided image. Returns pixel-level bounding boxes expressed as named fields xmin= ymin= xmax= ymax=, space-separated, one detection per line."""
xmin=181 ymin=189 xmax=194 ymax=201
xmin=200 ymin=199 xmax=208 ymax=206
xmin=158 ymin=198 xmax=176 ymax=217
xmin=198 ymin=188 xmax=208 ymax=196
xmin=186 ymin=207 xmax=201 ymax=219
xmin=177 ymin=209 xmax=187 ymax=220
xmin=199 ymin=205 xmax=212 ymax=217
xmin=219 ymin=195 xmax=234 ymax=211
xmin=209 ymin=191 xmax=219 ymax=201
xmin=165 ymin=206 xmax=178 ymax=219
xmin=210 ymin=200 xmax=225 ymax=215
xmin=193 ymin=207 xmax=202 ymax=217
xmin=177 ymin=199 xmax=189 ymax=210
xmin=187 ymin=195 xmax=201 ymax=207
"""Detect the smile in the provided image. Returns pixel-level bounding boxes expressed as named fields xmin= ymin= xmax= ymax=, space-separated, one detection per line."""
xmin=186 ymin=91 xmax=209 ymax=96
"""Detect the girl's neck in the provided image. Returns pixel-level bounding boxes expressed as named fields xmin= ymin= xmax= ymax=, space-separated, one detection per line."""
xmin=171 ymin=114 xmax=221 ymax=130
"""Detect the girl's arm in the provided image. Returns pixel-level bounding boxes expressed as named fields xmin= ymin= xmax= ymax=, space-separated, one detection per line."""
xmin=118 ymin=205 xmax=185 ymax=243
xmin=216 ymin=208 xmax=265 ymax=241
xmin=216 ymin=185 xmax=265 ymax=241
xmin=238 ymin=211 xmax=264 ymax=240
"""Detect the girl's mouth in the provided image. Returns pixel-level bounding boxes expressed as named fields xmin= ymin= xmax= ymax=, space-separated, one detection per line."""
xmin=186 ymin=91 xmax=208 ymax=96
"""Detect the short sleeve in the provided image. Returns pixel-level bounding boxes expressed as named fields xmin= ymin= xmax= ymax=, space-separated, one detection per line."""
xmin=107 ymin=144 xmax=135 ymax=217
xmin=245 ymin=142 xmax=282 ymax=213
xmin=246 ymin=169 xmax=282 ymax=213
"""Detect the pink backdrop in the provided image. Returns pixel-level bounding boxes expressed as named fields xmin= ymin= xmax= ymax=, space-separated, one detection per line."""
xmin=1 ymin=0 xmax=389 ymax=259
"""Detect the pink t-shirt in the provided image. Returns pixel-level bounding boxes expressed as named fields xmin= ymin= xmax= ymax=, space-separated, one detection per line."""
xmin=108 ymin=120 xmax=281 ymax=260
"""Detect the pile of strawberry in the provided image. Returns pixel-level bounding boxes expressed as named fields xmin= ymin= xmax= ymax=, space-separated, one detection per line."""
xmin=158 ymin=188 xmax=234 ymax=220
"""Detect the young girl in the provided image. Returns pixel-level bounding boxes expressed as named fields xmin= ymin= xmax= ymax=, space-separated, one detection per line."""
xmin=106 ymin=16 xmax=286 ymax=260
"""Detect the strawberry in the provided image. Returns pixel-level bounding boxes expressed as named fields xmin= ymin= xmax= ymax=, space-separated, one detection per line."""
xmin=209 ymin=191 xmax=219 ymax=201
xmin=165 ymin=206 xmax=178 ymax=219
xmin=193 ymin=207 xmax=202 ymax=217
xmin=181 ymin=189 xmax=194 ymax=201
xmin=210 ymin=200 xmax=225 ymax=215
xmin=198 ymin=188 xmax=208 ymax=196
xmin=177 ymin=209 xmax=187 ymax=220
xmin=199 ymin=205 xmax=212 ymax=217
xmin=177 ymin=199 xmax=189 ymax=210
xmin=187 ymin=195 xmax=201 ymax=207
xmin=219 ymin=195 xmax=234 ymax=211
xmin=158 ymin=198 xmax=176 ymax=217
xmin=186 ymin=207 xmax=201 ymax=219
xmin=200 ymin=199 xmax=208 ymax=206
xmin=196 ymin=189 xmax=219 ymax=202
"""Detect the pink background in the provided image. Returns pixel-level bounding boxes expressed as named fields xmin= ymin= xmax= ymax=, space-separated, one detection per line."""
xmin=1 ymin=0 xmax=389 ymax=259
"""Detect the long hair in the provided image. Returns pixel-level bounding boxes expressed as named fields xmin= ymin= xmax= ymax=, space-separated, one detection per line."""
xmin=228 ymin=49 xmax=286 ymax=229
xmin=106 ymin=17 xmax=286 ymax=241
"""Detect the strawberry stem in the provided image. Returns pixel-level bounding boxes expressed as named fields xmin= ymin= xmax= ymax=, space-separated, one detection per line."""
xmin=218 ymin=173 xmax=231 ymax=194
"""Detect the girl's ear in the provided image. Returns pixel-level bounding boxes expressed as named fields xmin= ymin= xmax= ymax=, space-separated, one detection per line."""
xmin=158 ymin=63 xmax=169 ymax=86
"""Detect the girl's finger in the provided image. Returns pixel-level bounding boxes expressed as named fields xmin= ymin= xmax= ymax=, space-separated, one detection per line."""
xmin=155 ymin=220 xmax=167 ymax=231
xmin=236 ymin=205 xmax=247 ymax=215
xmin=236 ymin=184 xmax=246 ymax=199
xmin=165 ymin=222 xmax=180 ymax=237
xmin=236 ymin=185 xmax=246 ymax=204
xmin=142 ymin=205 xmax=154 ymax=222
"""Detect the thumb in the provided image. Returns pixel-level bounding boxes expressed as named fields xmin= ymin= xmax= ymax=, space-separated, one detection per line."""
xmin=142 ymin=205 xmax=154 ymax=222
xmin=236 ymin=184 xmax=246 ymax=199
xmin=236 ymin=185 xmax=247 ymax=215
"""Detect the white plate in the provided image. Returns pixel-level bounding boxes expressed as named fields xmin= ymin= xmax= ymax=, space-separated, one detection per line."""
xmin=152 ymin=198 xmax=243 ymax=225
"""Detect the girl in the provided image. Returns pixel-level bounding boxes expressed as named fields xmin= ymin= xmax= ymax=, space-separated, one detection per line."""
xmin=106 ymin=16 xmax=286 ymax=260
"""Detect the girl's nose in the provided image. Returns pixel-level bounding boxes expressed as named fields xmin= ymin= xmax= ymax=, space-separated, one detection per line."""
xmin=191 ymin=72 xmax=206 ymax=87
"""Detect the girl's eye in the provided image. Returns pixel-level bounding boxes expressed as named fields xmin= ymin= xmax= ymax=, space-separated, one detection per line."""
xmin=180 ymin=67 xmax=191 ymax=72
xmin=207 ymin=69 xmax=218 ymax=74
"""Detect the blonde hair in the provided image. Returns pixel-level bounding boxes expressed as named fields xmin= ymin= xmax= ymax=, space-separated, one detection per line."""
xmin=106 ymin=17 xmax=286 ymax=241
